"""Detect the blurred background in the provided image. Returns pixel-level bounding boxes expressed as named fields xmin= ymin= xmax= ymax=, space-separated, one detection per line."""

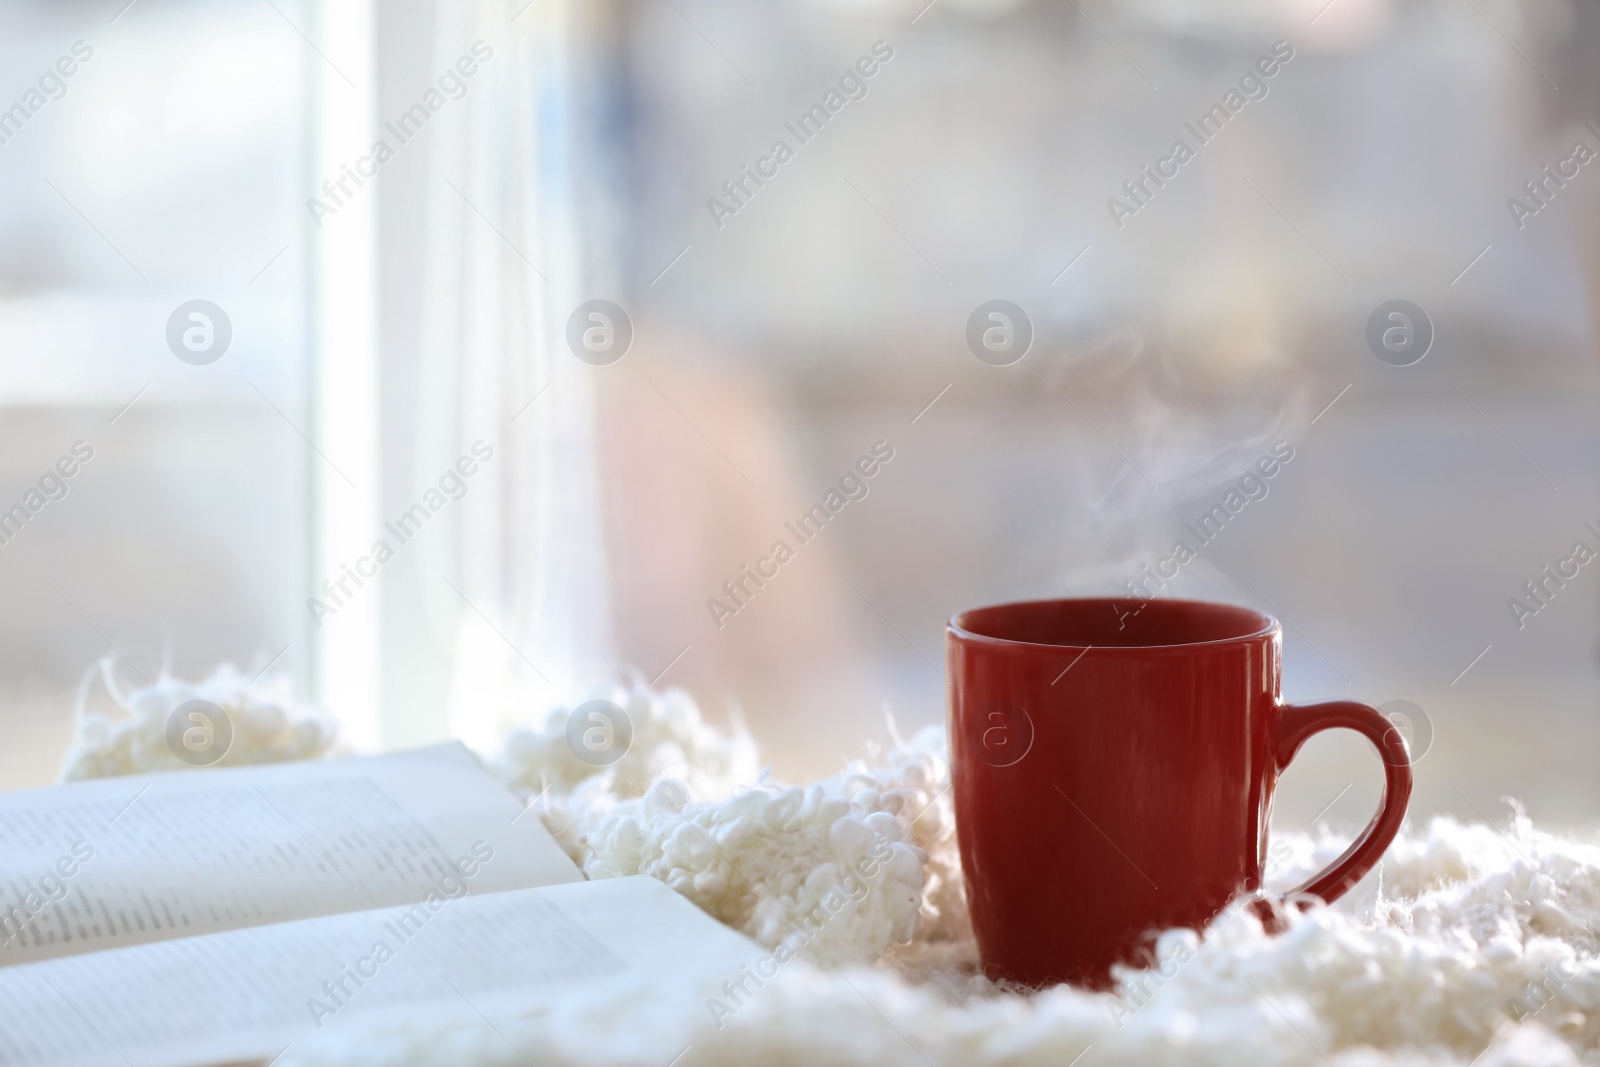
xmin=0 ymin=0 xmax=1596 ymax=840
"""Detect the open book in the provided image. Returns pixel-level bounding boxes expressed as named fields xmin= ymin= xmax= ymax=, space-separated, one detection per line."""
xmin=0 ymin=745 xmax=762 ymax=1067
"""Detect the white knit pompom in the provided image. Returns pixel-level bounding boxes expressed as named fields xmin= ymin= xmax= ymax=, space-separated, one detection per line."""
xmin=585 ymin=777 xmax=928 ymax=967
xmin=805 ymin=722 xmax=971 ymax=965
xmin=58 ymin=657 xmax=337 ymax=781
xmin=489 ymin=676 xmax=760 ymax=803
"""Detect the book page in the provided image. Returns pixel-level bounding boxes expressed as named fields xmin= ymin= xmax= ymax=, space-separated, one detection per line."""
xmin=0 ymin=876 xmax=762 ymax=1067
xmin=0 ymin=744 xmax=580 ymax=965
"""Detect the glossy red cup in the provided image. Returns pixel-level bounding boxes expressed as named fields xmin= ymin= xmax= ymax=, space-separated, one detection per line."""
xmin=948 ymin=597 xmax=1412 ymax=989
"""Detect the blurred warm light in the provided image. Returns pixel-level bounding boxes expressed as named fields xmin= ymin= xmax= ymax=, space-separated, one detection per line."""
xmin=1297 ymin=0 xmax=1395 ymax=52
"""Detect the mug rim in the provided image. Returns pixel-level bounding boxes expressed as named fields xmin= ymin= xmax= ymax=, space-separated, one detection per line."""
xmin=948 ymin=596 xmax=1280 ymax=652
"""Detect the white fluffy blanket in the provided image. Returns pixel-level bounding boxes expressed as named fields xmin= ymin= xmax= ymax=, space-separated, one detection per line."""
xmin=61 ymin=668 xmax=1600 ymax=1067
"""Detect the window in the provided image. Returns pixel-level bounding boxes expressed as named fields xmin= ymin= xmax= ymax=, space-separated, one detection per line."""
xmin=0 ymin=1 xmax=313 ymax=786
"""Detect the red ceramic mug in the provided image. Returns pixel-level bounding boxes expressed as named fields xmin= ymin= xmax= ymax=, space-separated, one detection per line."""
xmin=948 ymin=597 xmax=1412 ymax=989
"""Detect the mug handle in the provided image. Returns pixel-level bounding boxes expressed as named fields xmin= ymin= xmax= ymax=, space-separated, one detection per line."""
xmin=1272 ymin=700 xmax=1413 ymax=906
